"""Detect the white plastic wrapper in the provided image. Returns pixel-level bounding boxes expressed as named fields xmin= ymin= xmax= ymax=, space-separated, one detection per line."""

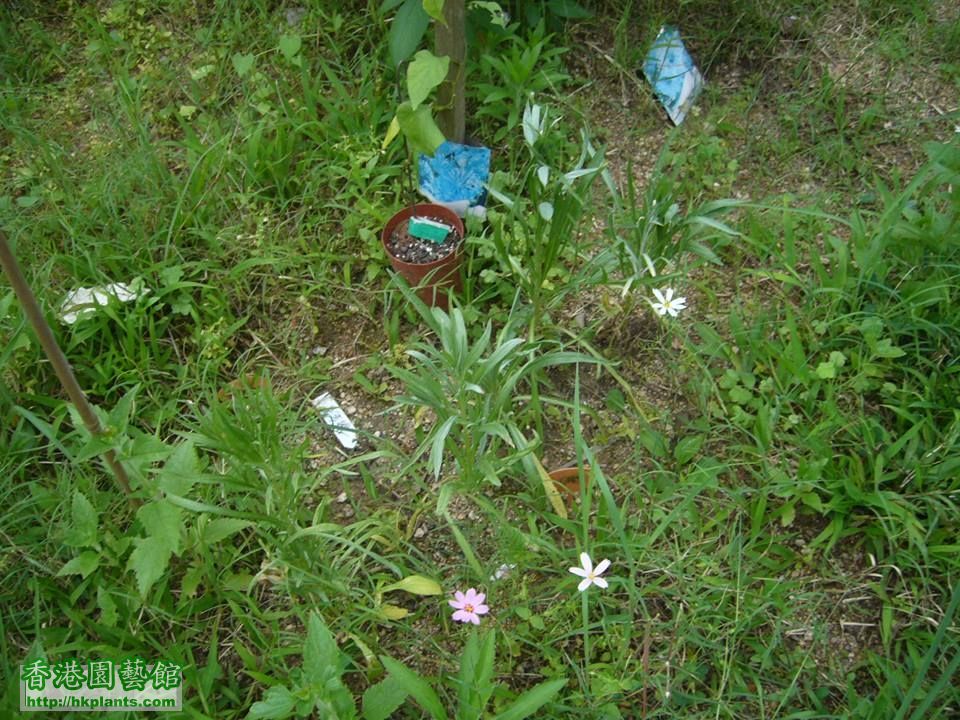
xmin=311 ymin=392 xmax=358 ymax=449
xmin=60 ymin=280 xmax=149 ymax=324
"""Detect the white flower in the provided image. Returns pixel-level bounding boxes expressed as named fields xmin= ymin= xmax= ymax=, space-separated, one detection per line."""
xmin=650 ymin=288 xmax=687 ymax=317
xmin=569 ymin=552 xmax=610 ymax=592
xmin=522 ymin=102 xmax=546 ymax=147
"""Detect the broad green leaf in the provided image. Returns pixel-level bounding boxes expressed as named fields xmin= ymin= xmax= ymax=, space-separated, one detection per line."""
xmin=407 ymin=50 xmax=449 ymax=111
xmin=362 ymin=675 xmax=408 ymax=720
xmin=64 ymin=491 xmax=98 ymax=547
xmin=874 ymin=338 xmax=905 ymax=358
xmin=303 ymin=613 xmax=339 ymax=683
xmin=815 ymin=361 xmax=836 ymax=380
xmin=397 ymin=102 xmax=446 ymax=156
xmin=248 ymin=685 xmax=296 ymax=719
xmin=57 ymin=551 xmax=100 ymax=579
xmin=673 ymin=435 xmax=704 ymax=466
xmin=383 ymin=575 xmax=443 ymax=595
xmin=458 ymin=630 xmax=496 ymax=718
xmin=546 ymin=0 xmax=592 ymax=18
xmin=137 ymin=501 xmax=183 ymax=555
xmin=389 ymin=0 xmax=430 ymax=68
xmin=492 ymin=677 xmax=567 ymax=720
xmin=232 ymin=52 xmax=255 ymax=77
xmin=179 ymin=105 xmax=197 ymax=119
xmin=127 ymin=536 xmax=173 ymax=596
xmin=472 ymin=1 xmax=507 ymax=26
xmin=97 ymin=586 xmax=118 ymax=626
xmin=278 ymin=34 xmax=301 ymax=60
xmin=423 ymin=0 xmax=445 ymax=24
xmin=380 ymin=655 xmax=448 ymax=720
xmin=379 ymin=603 xmax=410 ymax=620
xmin=203 ymin=518 xmax=252 ymax=544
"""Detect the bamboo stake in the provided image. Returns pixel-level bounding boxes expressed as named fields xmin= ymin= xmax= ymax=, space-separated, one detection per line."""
xmin=0 ymin=229 xmax=135 ymax=500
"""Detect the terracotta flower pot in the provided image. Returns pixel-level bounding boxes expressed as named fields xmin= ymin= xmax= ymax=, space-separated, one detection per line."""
xmin=381 ymin=204 xmax=465 ymax=310
xmin=548 ymin=466 xmax=592 ymax=500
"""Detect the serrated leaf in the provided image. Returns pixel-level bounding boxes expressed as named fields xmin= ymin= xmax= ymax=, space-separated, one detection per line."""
xmin=397 ymin=102 xmax=446 ymax=156
xmin=423 ymin=0 xmax=445 ymax=23
xmin=362 ymin=675 xmax=408 ymax=720
xmin=127 ymin=536 xmax=173 ymax=597
xmin=380 ymin=655 xmax=448 ymax=720
xmin=181 ymin=564 xmax=203 ymax=598
xmin=157 ymin=441 xmax=200 ymax=496
xmin=379 ymin=604 xmax=410 ymax=620
xmin=248 ymin=685 xmax=296 ymax=719
xmin=203 ymin=518 xmax=252 ymax=544
xmin=137 ymin=501 xmax=183 ymax=555
xmin=64 ymin=491 xmax=98 ymax=548
xmin=232 ymin=52 xmax=255 ymax=77
xmin=57 ymin=551 xmax=100 ymax=579
xmin=389 ymin=0 xmax=430 ymax=68
xmin=407 ymin=50 xmax=449 ymax=111
xmin=382 ymin=575 xmax=442 ymax=595
xmin=278 ymin=34 xmax=301 ymax=60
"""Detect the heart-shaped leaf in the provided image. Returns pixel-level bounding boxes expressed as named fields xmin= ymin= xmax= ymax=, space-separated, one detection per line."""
xmin=407 ymin=50 xmax=449 ymax=111
xmin=232 ymin=52 xmax=255 ymax=77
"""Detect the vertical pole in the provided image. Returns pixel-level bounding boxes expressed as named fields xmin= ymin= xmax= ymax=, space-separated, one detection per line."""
xmin=0 ymin=229 xmax=135 ymax=501
xmin=435 ymin=0 xmax=466 ymax=143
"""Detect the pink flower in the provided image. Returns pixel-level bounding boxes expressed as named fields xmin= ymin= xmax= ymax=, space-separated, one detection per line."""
xmin=448 ymin=588 xmax=489 ymax=625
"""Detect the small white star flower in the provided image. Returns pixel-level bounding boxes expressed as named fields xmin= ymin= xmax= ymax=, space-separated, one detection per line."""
xmin=569 ymin=552 xmax=610 ymax=592
xmin=650 ymin=287 xmax=687 ymax=317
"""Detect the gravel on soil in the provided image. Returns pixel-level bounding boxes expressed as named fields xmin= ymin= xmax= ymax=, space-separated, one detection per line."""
xmin=387 ymin=217 xmax=461 ymax=264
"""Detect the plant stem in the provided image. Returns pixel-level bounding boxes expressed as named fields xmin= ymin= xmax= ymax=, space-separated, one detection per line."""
xmin=0 ymin=230 xmax=136 ymax=504
xmin=581 ymin=590 xmax=592 ymax=697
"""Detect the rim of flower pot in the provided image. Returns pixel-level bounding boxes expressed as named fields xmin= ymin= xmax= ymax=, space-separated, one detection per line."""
xmin=380 ymin=203 xmax=465 ymax=270
xmin=548 ymin=466 xmax=592 ymax=498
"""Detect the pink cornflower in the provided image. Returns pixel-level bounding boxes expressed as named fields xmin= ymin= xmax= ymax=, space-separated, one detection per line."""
xmin=449 ymin=588 xmax=489 ymax=625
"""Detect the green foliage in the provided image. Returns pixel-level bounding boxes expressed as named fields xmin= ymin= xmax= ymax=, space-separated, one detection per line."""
xmin=385 ymin=295 xmax=595 ymax=503
xmin=2 ymin=2 xmax=958 ymax=719
xmin=248 ymin=614 xmax=357 ymax=719
xmin=380 ymin=630 xmax=566 ymax=719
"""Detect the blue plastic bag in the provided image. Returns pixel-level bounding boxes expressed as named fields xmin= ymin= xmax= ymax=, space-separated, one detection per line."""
xmin=418 ymin=140 xmax=491 ymax=217
xmin=643 ymin=26 xmax=703 ymax=125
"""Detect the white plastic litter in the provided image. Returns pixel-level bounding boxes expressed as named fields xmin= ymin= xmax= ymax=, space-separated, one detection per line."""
xmin=60 ymin=280 xmax=149 ymax=324
xmin=490 ymin=563 xmax=517 ymax=581
xmin=311 ymin=392 xmax=359 ymax=449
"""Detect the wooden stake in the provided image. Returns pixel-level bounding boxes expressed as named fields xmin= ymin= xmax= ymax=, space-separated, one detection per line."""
xmin=435 ymin=0 xmax=466 ymax=144
xmin=0 ymin=229 xmax=135 ymax=500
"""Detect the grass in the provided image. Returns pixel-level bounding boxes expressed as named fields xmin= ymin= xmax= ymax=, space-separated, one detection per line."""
xmin=1 ymin=0 xmax=959 ymax=718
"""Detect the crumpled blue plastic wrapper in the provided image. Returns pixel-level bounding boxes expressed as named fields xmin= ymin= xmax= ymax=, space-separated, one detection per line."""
xmin=643 ymin=26 xmax=703 ymax=125
xmin=418 ymin=140 xmax=491 ymax=218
